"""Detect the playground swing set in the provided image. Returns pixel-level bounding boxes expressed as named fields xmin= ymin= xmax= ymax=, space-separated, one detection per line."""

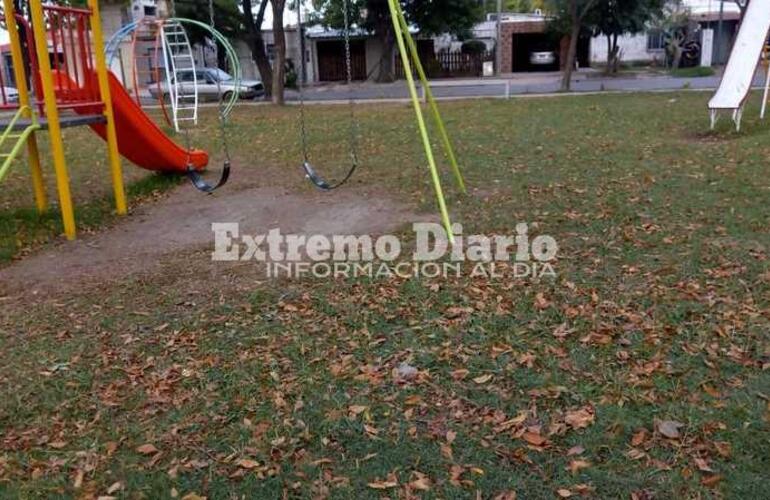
xmin=0 ymin=0 xmax=236 ymax=241
xmin=0 ymin=0 xmax=467 ymax=245
xmin=295 ymin=0 xmax=467 ymax=241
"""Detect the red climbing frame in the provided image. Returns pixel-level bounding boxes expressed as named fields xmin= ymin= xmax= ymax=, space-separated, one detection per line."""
xmin=0 ymin=5 xmax=104 ymax=113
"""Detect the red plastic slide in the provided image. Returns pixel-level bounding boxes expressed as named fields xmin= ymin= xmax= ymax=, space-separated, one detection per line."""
xmin=58 ymin=70 xmax=208 ymax=173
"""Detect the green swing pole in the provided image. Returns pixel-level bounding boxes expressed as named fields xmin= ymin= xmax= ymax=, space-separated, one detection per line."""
xmin=393 ymin=4 xmax=466 ymax=194
xmin=387 ymin=0 xmax=455 ymax=243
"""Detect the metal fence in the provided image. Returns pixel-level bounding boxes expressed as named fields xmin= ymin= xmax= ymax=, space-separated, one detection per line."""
xmin=396 ymin=50 xmax=494 ymax=79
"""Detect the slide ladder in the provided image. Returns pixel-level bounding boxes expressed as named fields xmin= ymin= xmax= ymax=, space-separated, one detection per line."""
xmin=0 ymin=106 xmax=41 ymax=183
xmin=708 ymin=0 xmax=770 ymax=131
xmin=161 ymin=20 xmax=198 ymax=132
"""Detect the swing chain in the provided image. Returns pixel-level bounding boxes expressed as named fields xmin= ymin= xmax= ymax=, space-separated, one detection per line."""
xmin=342 ymin=0 xmax=358 ymax=169
xmin=184 ymin=0 xmax=233 ymax=193
xmin=296 ymin=0 xmax=309 ymax=164
xmin=296 ymin=0 xmax=359 ymax=190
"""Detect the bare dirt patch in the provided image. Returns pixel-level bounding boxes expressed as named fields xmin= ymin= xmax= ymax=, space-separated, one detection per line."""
xmin=0 ymin=176 xmax=418 ymax=297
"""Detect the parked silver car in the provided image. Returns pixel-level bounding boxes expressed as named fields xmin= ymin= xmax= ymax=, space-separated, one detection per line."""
xmin=150 ymin=68 xmax=264 ymax=102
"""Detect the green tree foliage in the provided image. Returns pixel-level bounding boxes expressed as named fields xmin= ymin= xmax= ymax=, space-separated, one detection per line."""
xmin=480 ymin=0 xmax=546 ymax=15
xmin=172 ymin=0 xmax=242 ymax=46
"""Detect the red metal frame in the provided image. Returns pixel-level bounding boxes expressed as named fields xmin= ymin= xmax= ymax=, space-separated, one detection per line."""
xmin=0 ymin=5 xmax=105 ymax=114
xmin=42 ymin=4 xmax=103 ymax=113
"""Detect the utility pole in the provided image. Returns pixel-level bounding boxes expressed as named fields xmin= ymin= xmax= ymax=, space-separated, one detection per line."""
xmin=299 ymin=14 xmax=307 ymax=84
xmin=716 ymin=0 xmax=724 ymax=63
xmin=495 ymin=0 xmax=502 ymax=75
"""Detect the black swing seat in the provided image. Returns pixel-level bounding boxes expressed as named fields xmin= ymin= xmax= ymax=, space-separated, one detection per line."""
xmin=302 ymin=161 xmax=333 ymax=191
xmin=302 ymin=161 xmax=358 ymax=191
xmin=187 ymin=160 xmax=230 ymax=194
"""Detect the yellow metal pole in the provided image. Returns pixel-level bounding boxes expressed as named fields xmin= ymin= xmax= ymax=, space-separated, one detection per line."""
xmin=29 ymin=0 xmax=76 ymax=239
xmin=3 ymin=0 xmax=47 ymax=212
xmin=387 ymin=0 xmax=454 ymax=243
xmin=88 ymin=0 xmax=127 ymax=215
xmin=394 ymin=5 xmax=466 ymax=194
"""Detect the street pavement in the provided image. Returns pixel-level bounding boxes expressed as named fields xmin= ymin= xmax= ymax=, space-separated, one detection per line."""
xmin=280 ymin=69 xmax=767 ymax=103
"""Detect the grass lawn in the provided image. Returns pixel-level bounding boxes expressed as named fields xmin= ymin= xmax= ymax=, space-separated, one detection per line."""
xmin=669 ymin=67 xmax=717 ymax=78
xmin=1 ymin=92 xmax=769 ymax=498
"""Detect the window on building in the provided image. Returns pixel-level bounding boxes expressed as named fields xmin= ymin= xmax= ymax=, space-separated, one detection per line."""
xmin=647 ymin=30 xmax=665 ymax=51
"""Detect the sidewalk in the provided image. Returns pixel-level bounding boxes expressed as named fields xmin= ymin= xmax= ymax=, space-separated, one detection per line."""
xmin=285 ymin=66 xmax=764 ymax=103
xmin=143 ymin=68 xmax=763 ymax=107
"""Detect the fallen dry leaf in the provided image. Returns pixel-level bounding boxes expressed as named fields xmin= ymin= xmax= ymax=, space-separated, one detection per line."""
xmin=693 ymin=456 xmax=713 ymax=472
xmin=701 ymin=474 xmax=723 ymax=488
xmin=136 ymin=444 xmax=158 ymax=455
xmin=567 ymin=459 xmax=591 ymax=474
xmin=409 ymin=472 xmax=431 ymax=491
xmin=72 ymin=469 xmax=84 ymax=489
xmin=367 ymin=479 xmax=398 ymax=489
xmin=522 ymin=432 xmax=548 ymax=446
xmin=181 ymin=494 xmax=206 ymax=500
xmin=567 ymin=445 xmax=585 ymax=456
xmin=631 ymin=429 xmax=648 ymax=447
xmin=565 ymin=406 xmax=595 ymax=429
xmin=236 ymin=459 xmax=260 ymax=470
xmin=655 ymin=419 xmax=684 ymax=439
xmin=473 ymin=373 xmax=494 ymax=384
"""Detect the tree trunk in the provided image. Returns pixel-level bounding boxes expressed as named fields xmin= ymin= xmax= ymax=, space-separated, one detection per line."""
xmin=374 ymin=21 xmax=395 ymax=83
xmin=671 ymin=45 xmax=683 ymax=70
xmin=609 ymin=33 xmax=620 ymax=73
xmin=242 ymin=0 xmax=273 ymax=97
xmin=605 ymin=34 xmax=612 ymax=75
xmin=560 ymin=2 xmax=580 ymax=91
xmin=216 ymin=41 xmax=226 ymax=70
xmin=271 ymin=0 xmax=286 ymax=105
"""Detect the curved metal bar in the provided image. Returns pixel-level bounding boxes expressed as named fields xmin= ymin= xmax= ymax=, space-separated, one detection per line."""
xmin=105 ymin=17 xmax=238 ymax=193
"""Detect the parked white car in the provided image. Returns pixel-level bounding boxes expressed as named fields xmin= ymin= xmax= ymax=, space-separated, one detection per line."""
xmin=2 ymin=87 xmax=19 ymax=103
xmin=149 ymin=68 xmax=265 ymax=102
xmin=529 ymin=51 xmax=556 ymax=66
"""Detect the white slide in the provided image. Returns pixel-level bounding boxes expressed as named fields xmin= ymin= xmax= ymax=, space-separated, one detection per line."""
xmin=708 ymin=0 xmax=770 ymax=131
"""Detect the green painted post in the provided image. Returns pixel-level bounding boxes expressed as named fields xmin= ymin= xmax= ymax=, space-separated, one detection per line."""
xmin=386 ymin=0 xmax=455 ymax=243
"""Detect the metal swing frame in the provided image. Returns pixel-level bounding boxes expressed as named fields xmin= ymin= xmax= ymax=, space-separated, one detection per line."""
xmin=296 ymin=0 xmax=467 ymax=241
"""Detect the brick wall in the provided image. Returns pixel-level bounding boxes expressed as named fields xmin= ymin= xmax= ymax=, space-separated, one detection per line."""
xmin=499 ymin=21 xmax=548 ymax=73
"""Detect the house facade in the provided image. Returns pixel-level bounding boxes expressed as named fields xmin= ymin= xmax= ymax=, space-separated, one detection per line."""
xmin=589 ymin=0 xmax=742 ymax=66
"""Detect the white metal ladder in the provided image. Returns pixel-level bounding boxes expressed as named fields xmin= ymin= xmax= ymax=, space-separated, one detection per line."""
xmin=161 ymin=20 xmax=198 ymax=132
